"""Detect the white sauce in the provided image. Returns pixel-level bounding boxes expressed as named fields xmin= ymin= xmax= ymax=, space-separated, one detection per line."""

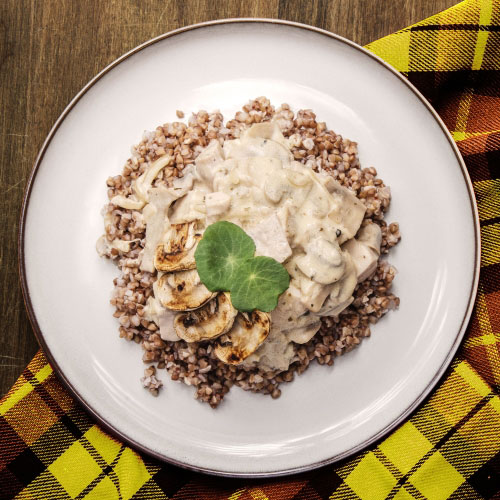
xmin=100 ymin=121 xmax=382 ymax=371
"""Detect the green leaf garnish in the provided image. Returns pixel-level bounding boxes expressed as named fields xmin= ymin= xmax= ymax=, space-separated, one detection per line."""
xmin=194 ymin=221 xmax=290 ymax=312
xmin=230 ymin=257 xmax=290 ymax=312
xmin=195 ymin=221 xmax=255 ymax=291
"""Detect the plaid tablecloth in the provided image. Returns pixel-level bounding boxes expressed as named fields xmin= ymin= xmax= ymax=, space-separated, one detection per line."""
xmin=1 ymin=0 xmax=499 ymax=498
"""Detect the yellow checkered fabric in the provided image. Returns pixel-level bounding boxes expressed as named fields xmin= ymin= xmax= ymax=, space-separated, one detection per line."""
xmin=1 ymin=0 xmax=499 ymax=498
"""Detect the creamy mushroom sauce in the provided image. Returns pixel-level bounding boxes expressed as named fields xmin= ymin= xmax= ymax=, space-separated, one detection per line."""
xmin=105 ymin=122 xmax=382 ymax=372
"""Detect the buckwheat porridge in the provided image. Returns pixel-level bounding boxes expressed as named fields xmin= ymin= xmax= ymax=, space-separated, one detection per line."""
xmin=96 ymin=97 xmax=401 ymax=408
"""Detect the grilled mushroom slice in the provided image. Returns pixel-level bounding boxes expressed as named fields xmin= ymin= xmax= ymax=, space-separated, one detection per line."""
xmin=214 ymin=311 xmax=271 ymax=365
xmin=174 ymin=293 xmax=237 ymax=342
xmin=154 ymin=269 xmax=216 ymax=311
xmin=154 ymin=222 xmax=201 ymax=272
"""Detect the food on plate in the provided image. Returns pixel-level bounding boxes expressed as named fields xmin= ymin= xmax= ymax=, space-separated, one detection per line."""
xmin=97 ymin=98 xmax=400 ymax=406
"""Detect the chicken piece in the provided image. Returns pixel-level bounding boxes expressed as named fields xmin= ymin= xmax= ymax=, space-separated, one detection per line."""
xmin=270 ymin=285 xmax=307 ymax=329
xmin=169 ymin=189 xmax=208 ymax=224
xmin=242 ymin=328 xmax=295 ymax=372
xmin=174 ymin=293 xmax=237 ymax=342
xmin=273 ymin=287 xmax=322 ymax=344
xmin=205 ymin=192 xmax=231 ymax=217
xmin=157 ymin=308 xmax=181 ymax=341
xmin=285 ymin=256 xmax=334 ymax=312
xmin=194 ymin=140 xmax=225 ymax=188
xmin=317 ymin=296 xmax=354 ymax=318
xmin=242 ymin=121 xmax=290 ymax=149
xmin=299 ymin=279 xmax=334 ymax=312
xmin=142 ymin=297 xmax=180 ymax=341
xmin=323 ymin=178 xmax=366 ymax=244
xmin=223 ymin=122 xmax=293 ymax=164
xmin=96 ymin=236 xmax=140 ymax=257
xmin=356 ymin=222 xmax=382 ymax=255
xmin=214 ymin=311 xmax=271 ymax=365
xmin=245 ymin=213 xmax=292 ymax=263
xmin=342 ymin=238 xmax=378 ymax=283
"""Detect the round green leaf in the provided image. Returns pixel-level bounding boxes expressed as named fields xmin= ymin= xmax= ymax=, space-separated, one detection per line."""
xmin=230 ymin=256 xmax=290 ymax=312
xmin=194 ymin=221 xmax=256 ymax=291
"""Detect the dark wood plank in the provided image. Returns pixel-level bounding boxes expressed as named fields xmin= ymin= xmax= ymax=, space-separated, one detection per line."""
xmin=277 ymin=0 xmax=460 ymax=46
xmin=0 ymin=0 xmax=460 ymax=396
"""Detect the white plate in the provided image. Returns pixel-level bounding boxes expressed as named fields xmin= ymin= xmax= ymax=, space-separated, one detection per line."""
xmin=20 ymin=20 xmax=479 ymax=476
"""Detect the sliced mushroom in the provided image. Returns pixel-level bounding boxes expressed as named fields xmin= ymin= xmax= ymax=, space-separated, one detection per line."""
xmin=245 ymin=213 xmax=292 ymax=263
xmin=275 ymin=296 xmax=322 ymax=343
xmin=154 ymin=269 xmax=215 ymax=311
xmin=133 ymin=154 xmax=173 ymax=203
xmin=174 ymin=293 xmax=237 ymax=342
xmin=154 ymin=221 xmax=201 ymax=272
xmin=295 ymin=237 xmax=345 ymax=285
xmin=169 ymin=190 xmax=207 ymax=224
xmin=314 ymin=253 xmax=357 ymax=316
xmin=214 ymin=311 xmax=271 ymax=365
xmin=285 ymin=256 xmax=335 ymax=313
xmin=157 ymin=308 xmax=181 ymax=341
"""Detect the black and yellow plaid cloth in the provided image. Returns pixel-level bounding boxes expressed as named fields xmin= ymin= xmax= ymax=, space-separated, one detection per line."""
xmin=1 ymin=0 xmax=500 ymax=498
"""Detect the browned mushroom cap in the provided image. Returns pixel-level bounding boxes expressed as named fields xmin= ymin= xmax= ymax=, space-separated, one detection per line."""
xmin=155 ymin=269 xmax=216 ymax=311
xmin=174 ymin=293 xmax=237 ymax=342
xmin=214 ymin=311 xmax=271 ymax=365
xmin=154 ymin=222 xmax=201 ymax=272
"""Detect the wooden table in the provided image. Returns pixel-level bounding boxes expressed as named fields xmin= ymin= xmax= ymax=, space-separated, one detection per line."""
xmin=0 ymin=0 xmax=459 ymax=397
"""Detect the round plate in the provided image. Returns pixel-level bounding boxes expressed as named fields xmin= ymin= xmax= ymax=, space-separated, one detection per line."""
xmin=20 ymin=20 xmax=479 ymax=477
